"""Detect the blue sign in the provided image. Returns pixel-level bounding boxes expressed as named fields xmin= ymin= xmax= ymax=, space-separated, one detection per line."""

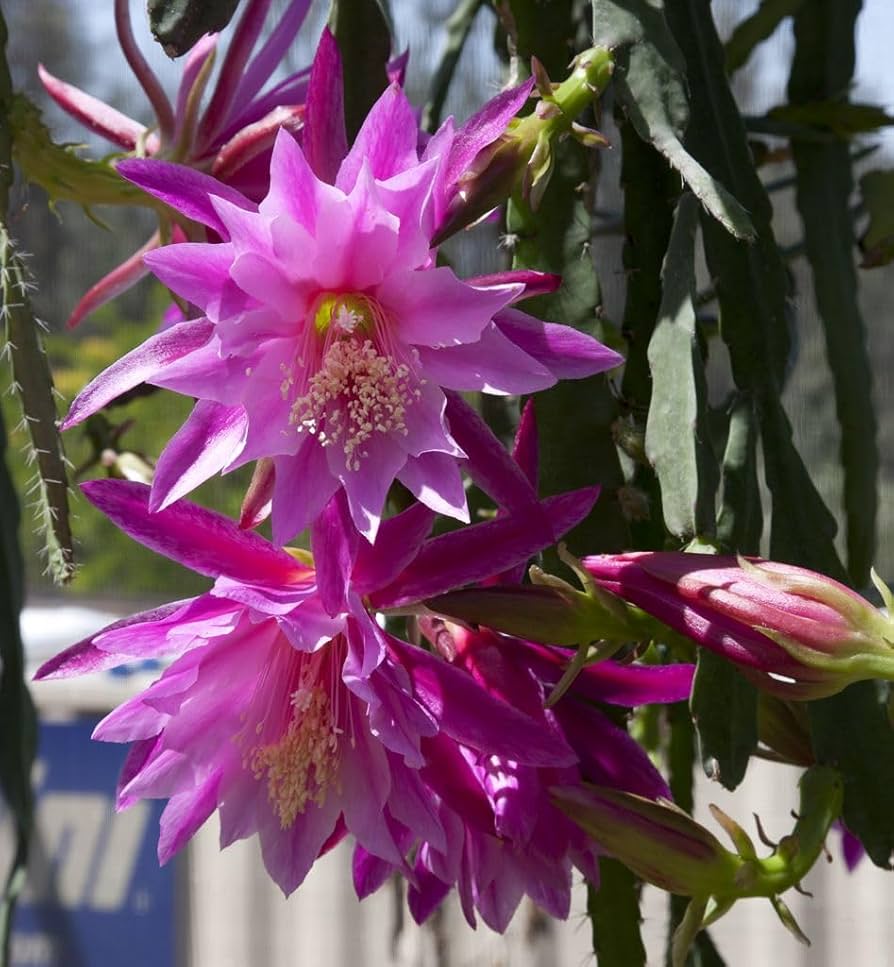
xmin=8 ymin=719 xmax=175 ymax=967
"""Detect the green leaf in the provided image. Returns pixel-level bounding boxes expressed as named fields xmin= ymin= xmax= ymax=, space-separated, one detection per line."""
xmin=715 ymin=394 xmax=762 ymax=553
xmin=588 ymin=861 xmax=647 ymax=967
xmin=808 ymin=681 xmax=894 ymax=868
xmin=591 ymin=0 xmax=754 ymax=240
xmin=147 ymin=0 xmax=240 ymax=57
xmin=663 ymin=0 xmax=846 ymax=580
xmin=724 ymin=0 xmax=806 ymax=74
xmin=859 ymin=169 xmax=894 ymax=268
xmin=691 ymin=651 xmax=757 ymax=791
xmin=0 ymin=229 xmax=74 ymax=585
xmin=767 ymin=100 xmax=894 ymax=138
xmin=508 ymin=142 xmax=629 ymax=563
xmin=645 ymin=193 xmax=718 ymax=540
xmin=787 ymin=0 xmax=877 ymax=587
xmin=0 ymin=13 xmax=37 ymax=964
xmin=423 ymin=0 xmax=487 ymax=132
xmin=330 ymin=0 xmax=392 ymax=141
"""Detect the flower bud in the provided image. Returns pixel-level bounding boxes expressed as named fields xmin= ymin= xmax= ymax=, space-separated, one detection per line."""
xmin=583 ymin=552 xmax=894 ymax=697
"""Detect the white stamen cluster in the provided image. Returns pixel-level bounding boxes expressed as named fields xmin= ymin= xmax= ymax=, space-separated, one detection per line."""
xmin=287 ymin=295 xmax=421 ymax=470
xmin=247 ymin=668 xmax=342 ymax=829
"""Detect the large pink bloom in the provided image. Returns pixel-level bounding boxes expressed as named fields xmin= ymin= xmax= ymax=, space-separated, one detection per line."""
xmin=62 ymin=76 xmax=621 ymax=542
xmin=36 ymin=480 xmax=595 ymax=894
xmin=354 ymin=624 xmax=694 ymax=930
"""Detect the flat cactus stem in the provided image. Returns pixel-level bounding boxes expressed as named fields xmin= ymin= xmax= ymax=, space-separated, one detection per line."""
xmin=0 ymin=227 xmax=74 ymax=583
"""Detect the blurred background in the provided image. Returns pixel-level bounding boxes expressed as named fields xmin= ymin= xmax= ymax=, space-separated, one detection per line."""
xmin=2 ymin=0 xmax=894 ymax=964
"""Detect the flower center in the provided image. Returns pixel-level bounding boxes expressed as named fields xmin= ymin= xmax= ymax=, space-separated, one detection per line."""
xmin=244 ymin=641 xmax=353 ymax=829
xmin=283 ymin=293 xmax=421 ymax=472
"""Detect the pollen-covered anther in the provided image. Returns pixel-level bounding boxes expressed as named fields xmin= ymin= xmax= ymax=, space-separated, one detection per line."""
xmin=248 ymin=682 xmax=340 ymax=828
xmin=289 ymin=296 xmax=421 ymax=469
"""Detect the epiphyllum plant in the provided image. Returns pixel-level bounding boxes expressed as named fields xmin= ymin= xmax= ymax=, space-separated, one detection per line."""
xmin=36 ymin=479 xmax=597 ymax=893
xmin=37 ymin=0 xmax=314 ymax=326
xmin=62 ymin=78 xmax=620 ymax=541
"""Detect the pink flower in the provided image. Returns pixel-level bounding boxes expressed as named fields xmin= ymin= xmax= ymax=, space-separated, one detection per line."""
xmin=36 ymin=479 xmax=596 ymax=894
xmin=39 ymin=0 xmax=315 ymax=328
xmin=354 ymin=623 xmax=693 ymax=930
xmin=61 ymin=76 xmax=620 ymax=542
xmin=583 ymin=552 xmax=894 ymax=697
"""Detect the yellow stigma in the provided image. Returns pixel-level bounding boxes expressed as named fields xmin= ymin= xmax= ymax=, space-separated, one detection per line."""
xmin=313 ymin=293 xmax=371 ymax=336
xmin=248 ymin=683 xmax=341 ymax=828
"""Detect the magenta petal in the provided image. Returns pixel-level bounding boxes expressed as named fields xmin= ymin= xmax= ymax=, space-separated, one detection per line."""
xmin=333 ymin=435 xmax=408 ymax=542
xmin=352 ymin=503 xmax=435 ymax=595
xmin=116 ymin=159 xmax=257 ymax=238
xmin=311 ymin=491 xmax=358 ymax=617
xmin=62 ymin=318 xmax=214 ymax=430
xmin=444 ymin=78 xmax=535 ymax=187
xmin=390 ymin=637 xmax=575 ymax=766
xmin=151 ymin=402 xmax=248 ymax=511
xmin=271 ymin=443 xmax=338 ymax=545
xmin=353 ymin=845 xmax=394 ymax=899
xmin=466 ymin=270 xmax=561 ymax=302
xmin=302 ymin=28 xmax=347 ymax=184
xmin=418 ymin=322 xmax=554 ymax=394
xmin=378 ymin=267 xmax=520 ymax=348
xmin=578 ymin=661 xmax=695 ymax=706
xmin=372 ymin=488 xmax=599 ymax=608
xmin=443 ymin=392 xmax=538 ymax=512
xmin=513 ymin=399 xmax=538 ymax=488
xmin=336 ymin=84 xmax=419 ymax=192
xmin=398 ymin=453 xmax=469 ymax=524
xmin=157 ymin=772 xmax=223 ymax=864
xmin=494 ymin=308 xmax=624 ymax=379
xmin=81 ymin=479 xmax=304 ymax=585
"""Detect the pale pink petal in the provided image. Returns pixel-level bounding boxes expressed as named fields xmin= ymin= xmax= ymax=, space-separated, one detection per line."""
xmin=378 ymin=268 xmax=521 ymax=347
xmin=336 ymin=84 xmax=419 ymax=193
xmin=398 ymin=453 xmax=469 ymax=523
xmin=157 ymin=772 xmax=223 ymax=864
xmin=62 ymin=319 xmax=214 ymax=430
xmin=330 ymin=434 xmax=408 ymax=542
xmin=67 ymin=232 xmax=159 ymax=329
xmin=418 ymin=322 xmax=554 ymax=394
xmin=38 ymin=63 xmax=146 ymax=150
xmin=259 ymin=127 xmax=320 ymax=229
xmin=143 ymin=243 xmax=236 ymax=319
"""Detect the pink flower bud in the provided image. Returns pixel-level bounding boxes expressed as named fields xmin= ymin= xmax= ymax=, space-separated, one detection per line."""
xmin=583 ymin=552 xmax=894 ymax=698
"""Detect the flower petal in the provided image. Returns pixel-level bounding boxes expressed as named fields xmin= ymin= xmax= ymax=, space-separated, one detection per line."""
xmin=151 ymin=402 xmax=249 ymax=511
xmin=62 ymin=319 xmax=214 ymax=430
xmin=301 ymin=27 xmax=347 ymax=184
xmin=81 ymin=479 xmax=305 ymax=585
xmin=271 ymin=442 xmax=339 ymax=545
xmin=398 ymin=452 xmax=469 ymax=523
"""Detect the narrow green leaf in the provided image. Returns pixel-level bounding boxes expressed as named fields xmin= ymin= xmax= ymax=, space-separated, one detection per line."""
xmin=1 ymin=230 xmax=74 ymax=584
xmin=724 ymin=0 xmax=806 ymax=75
xmin=767 ymin=100 xmax=894 ymax=138
xmin=663 ymin=0 xmax=846 ymax=580
xmin=0 ymin=12 xmax=37 ymax=963
xmin=715 ymin=394 xmax=762 ymax=553
xmin=423 ymin=0 xmax=486 ymax=132
xmin=588 ymin=861 xmax=647 ymax=967
xmin=645 ymin=193 xmax=718 ymax=540
xmin=508 ymin=145 xmax=629 ymax=562
xmin=859 ymin=169 xmax=894 ymax=268
xmin=591 ymin=0 xmax=754 ymax=240
xmin=330 ymin=0 xmax=391 ymax=141
xmin=787 ymin=0 xmax=876 ymax=586
xmin=808 ymin=681 xmax=894 ymax=868
xmin=147 ymin=0 xmax=240 ymax=57
xmin=691 ymin=651 xmax=757 ymax=791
